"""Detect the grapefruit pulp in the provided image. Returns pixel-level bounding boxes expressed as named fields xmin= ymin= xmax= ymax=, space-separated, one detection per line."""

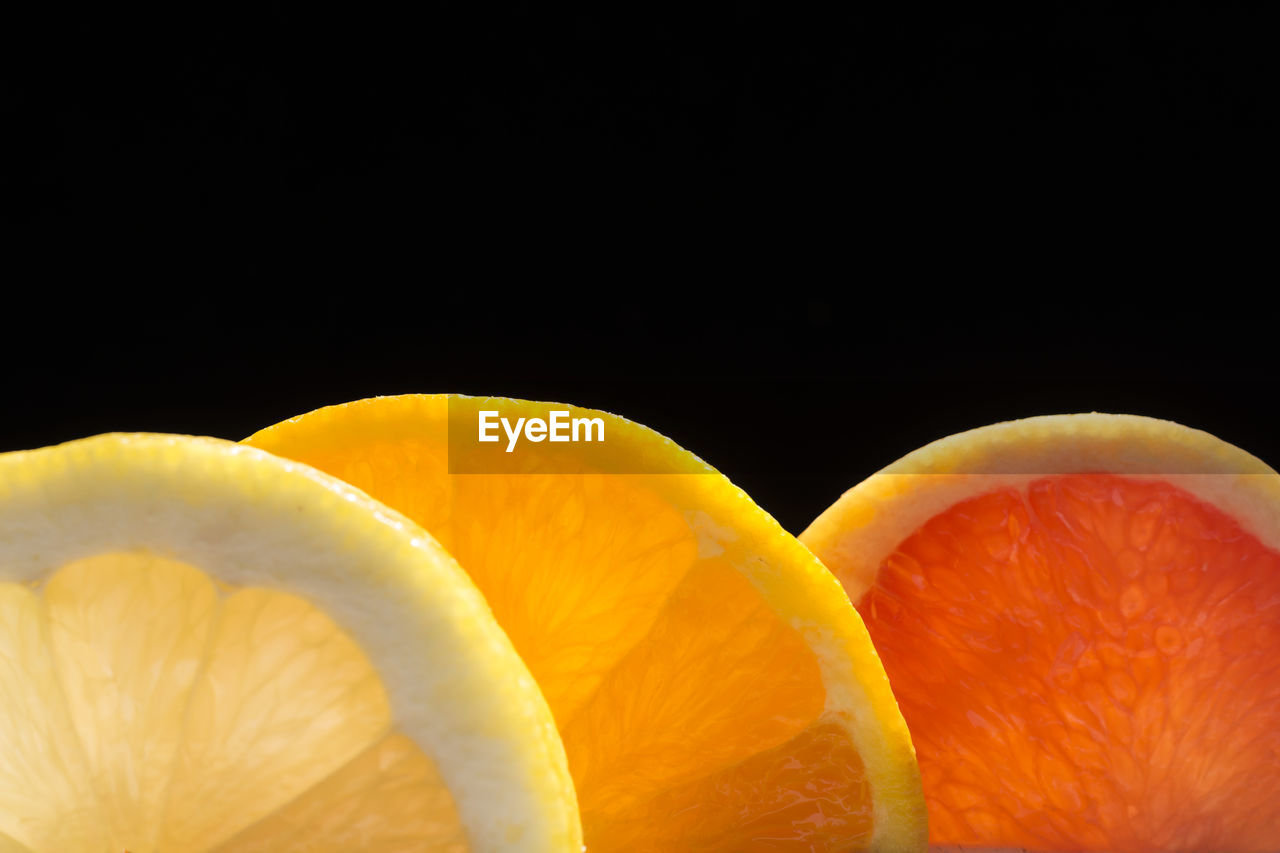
xmin=801 ymin=414 xmax=1280 ymax=852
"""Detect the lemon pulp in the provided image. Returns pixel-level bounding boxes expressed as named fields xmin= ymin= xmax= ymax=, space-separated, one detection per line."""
xmin=0 ymin=551 xmax=465 ymax=852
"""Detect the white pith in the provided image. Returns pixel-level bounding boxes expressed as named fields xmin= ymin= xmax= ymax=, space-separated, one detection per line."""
xmin=803 ymin=413 xmax=1280 ymax=601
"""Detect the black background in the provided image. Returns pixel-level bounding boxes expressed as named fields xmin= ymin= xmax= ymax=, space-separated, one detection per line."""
xmin=4 ymin=3 xmax=1273 ymax=533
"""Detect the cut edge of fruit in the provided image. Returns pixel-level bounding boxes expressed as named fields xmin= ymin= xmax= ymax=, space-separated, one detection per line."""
xmin=0 ymin=433 xmax=581 ymax=853
xmin=801 ymin=413 xmax=1280 ymax=601
xmin=673 ymin=464 xmax=928 ymax=852
xmin=250 ymin=393 xmax=930 ymax=852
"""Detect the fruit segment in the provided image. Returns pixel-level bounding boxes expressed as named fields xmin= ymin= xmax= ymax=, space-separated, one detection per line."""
xmin=560 ymin=558 xmax=826 ymax=822
xmin=449 ymin=473 xmax=699 ymax=724
xmin=44 ymin=554 xmax=220 ymax=850
xmin=0 ymin=585 xmax=105 ymax=850
xmin=590 ymin=721 xmax=873 ymax=852
xmin=443 ymin=472 xmax=857 ymax=851
xmin=214 ymin=733 xmax=467 ymax=852
xmin=159 ymin=586 xmax=391 ymax=848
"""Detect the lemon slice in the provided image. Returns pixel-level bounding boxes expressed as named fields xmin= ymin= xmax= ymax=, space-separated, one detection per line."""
xmin=0 ymin=433 xmax=579 ymax=852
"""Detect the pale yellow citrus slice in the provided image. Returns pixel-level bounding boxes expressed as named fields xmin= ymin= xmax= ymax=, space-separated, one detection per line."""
xmin=244 ymin=393 xmax=927 ymax=852
xmin=800 ymin=413 xmax=1280 ymax=851
xmin=0 ymin=433 xmax=579 ymax=852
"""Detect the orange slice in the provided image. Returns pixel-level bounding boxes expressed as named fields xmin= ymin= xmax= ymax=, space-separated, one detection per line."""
xmin=800 ymin=413 xmax=1280 ymax=852
xmin=244 ymin=394 xmax=927 ymax=852
xmin=0 ymin=433 xmax=578 ymax=852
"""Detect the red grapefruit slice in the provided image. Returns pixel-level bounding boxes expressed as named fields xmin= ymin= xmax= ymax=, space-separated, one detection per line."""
xmin=801 ymin=414 xmax=1280 ymax=852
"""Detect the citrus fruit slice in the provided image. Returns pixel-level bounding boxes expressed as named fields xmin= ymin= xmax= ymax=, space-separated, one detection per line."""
xmin=244 ymin=394 xmax=927 ymax=852
xmin=800 ymin=413 xmax=1280 ymax=852
xmin=0 ymin=433 xmax=579 ymax=852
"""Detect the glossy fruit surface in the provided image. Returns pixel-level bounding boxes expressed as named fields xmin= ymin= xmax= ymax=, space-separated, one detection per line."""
xmin=0 ymin=433 xmax=578 ymax=852
xmin=802 ymin=414 xmax=1280 ymax=851
xmin=246 ymin=394 xmax=927 ymax=852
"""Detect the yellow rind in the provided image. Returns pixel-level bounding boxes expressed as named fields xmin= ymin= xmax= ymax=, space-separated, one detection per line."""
xmin=246 ymin=393 xmax=929 ymax=852
xmin=0 ymin=433 xmax=581 ymax=853
xmin=800 ymin=412 xmax=1280 ymax=603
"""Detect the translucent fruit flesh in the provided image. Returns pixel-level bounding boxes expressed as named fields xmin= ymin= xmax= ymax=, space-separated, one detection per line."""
xmin=246 ymin=404 xmax=891 ymax=851
xmin=364 ymin=468 xmax=873 ymax=851
xmin=861 ymin=474 xmax=1280 ymax=851
xmin=0 ymin=553 xmax=465 ymax=852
